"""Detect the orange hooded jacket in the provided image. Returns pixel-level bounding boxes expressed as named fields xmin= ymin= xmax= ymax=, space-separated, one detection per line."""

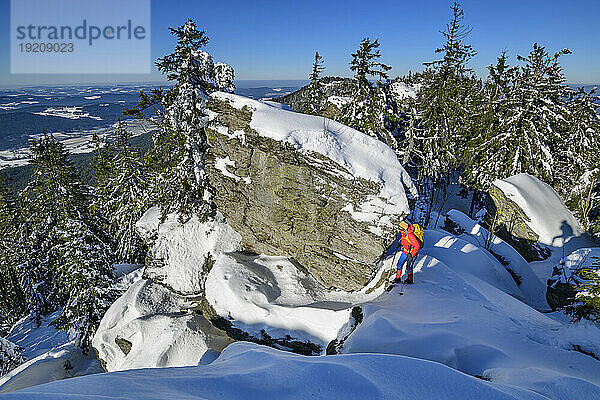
xmin=400 ymin=224 xmax=421 ymax=257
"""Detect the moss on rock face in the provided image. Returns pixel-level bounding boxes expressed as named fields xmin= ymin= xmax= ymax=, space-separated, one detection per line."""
xmin=486 ymin=185 xmax=550 ymax=262
xmin=488 ymin=185 xmax=539 ymax=243
xmin=205 ymin=97 xmax=400 ymax=291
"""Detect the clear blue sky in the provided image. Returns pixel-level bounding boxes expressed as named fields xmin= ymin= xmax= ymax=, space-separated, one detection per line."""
xmin=1 ymin=0 xmax=599 ymax=86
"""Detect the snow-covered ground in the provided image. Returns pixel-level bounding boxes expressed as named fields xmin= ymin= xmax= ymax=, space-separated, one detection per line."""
xmin=340 ymin=232 xmax=600 ymax=399
xmin=0 ymin=341 xmax=563 ymax=400
xmin=0 ymin=265 xmax=144 ymax=393
xmin=444 ymin=209 xmax=550 ymax=310
xmin=0 ymin=312 xmax=102 ymax=394
xmin=5 ymin=222 xmax=600 ymax=398
xmin=391 ymin=81 xmax=419 ymax=100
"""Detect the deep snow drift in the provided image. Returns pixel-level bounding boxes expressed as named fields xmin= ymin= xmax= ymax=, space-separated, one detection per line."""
xmin=0 ymin=342 xmax=555 ymax=400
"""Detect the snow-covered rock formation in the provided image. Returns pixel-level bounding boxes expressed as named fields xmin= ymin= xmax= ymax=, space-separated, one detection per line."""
xmin=489 ymin=174 xmax=594 ymax=261
xmin=137 ymin=208 xmax=242 ymax=295
xmin=54 ymin=97 xmax=595 ymax=398
xmin=92 ymin=279 xmax=232 ymax=372
xmin=493 ymin=174 xmax=586 ymax=247
xmin=205 ymin=92 xmax=416 ymax=291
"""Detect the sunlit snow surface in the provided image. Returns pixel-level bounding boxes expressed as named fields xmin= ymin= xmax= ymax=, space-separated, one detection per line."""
xmin=6 ymin=222 xmax=600 ymax=399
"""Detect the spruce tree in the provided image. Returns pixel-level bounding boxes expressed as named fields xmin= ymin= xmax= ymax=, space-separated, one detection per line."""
xmin=0 ymin=178 xmax=26 ymax=324
xmin=566 ymin=257 xmax=600 ymax=322
xmin=52 ymin=218 xmax=116 ymax=351
xmin=339 ymin=38 xmax=398 ymax=148
xmin=415 ymin=1 xmax=478 ymax=180
xmin=0 ymin=337 xmax=23 ymax=376
xmin=302 ymin=52 xmax=325 ymax=115
xmin=126 ymin=20 xmax=235 ymax=221
xmin=92 ymin=122 xmax=152 ymax=264
xmin=463 ymin=44 xmax=571 ymax=189
xmin=463 ymin=52 xmax=519 ymax=190
xmin=20 ymin=134 xmax=116 ymax=350
xmin=19 ymin=134 xmax=83 ymax=323
xmin=559 ymin=87 xmax=600 ymax=234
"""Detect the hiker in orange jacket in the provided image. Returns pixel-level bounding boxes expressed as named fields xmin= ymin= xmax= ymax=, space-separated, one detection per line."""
xmin=394 ymin=221 xmax=421 ymax=284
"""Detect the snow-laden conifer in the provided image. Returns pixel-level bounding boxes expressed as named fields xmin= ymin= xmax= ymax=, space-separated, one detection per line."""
xmin=302 ymin=52 xmax=325 ymax=115
xmin=339 ymin=38 xmax=399 ymax=149
xmin=415 ymin=1 xmax=479 ymax=180
xmin=464 ymin=45 xmax=571 ymax=189
xmin=19 ymin=134 xmax=116 ymax=350
xmin=126 ymin=20 xmax=235 ymax=220
xmin=0 ymin=336 xmax=23 ymax=376
xmin=0 ymin=179 xmax=26 ymax=325
xmin=92 ymin=122 xmax=152 ymax=264
xmin=558 ymin=87 xmax=600 ymax=235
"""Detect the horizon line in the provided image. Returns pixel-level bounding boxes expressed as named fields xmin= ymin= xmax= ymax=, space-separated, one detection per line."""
xmin=1 ymin=78 xmax=598 ymax=90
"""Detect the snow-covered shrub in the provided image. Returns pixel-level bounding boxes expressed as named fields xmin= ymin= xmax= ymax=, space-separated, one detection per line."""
xmin=0 ymin=337 xmax=23 ymax=376
xmin=566 ymin=257 xmax=600 ymax=323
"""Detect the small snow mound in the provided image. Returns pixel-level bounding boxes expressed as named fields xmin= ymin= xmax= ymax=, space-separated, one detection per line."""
xmin=0 ymin=342 xmax=101 ymax=394
xmin=1 ymin=313 xmax=101 ymax=393
xmin=92 ymin=279 xmax=231 ymax=372
xmin=421 ymin=229 xmax=523 ymax=300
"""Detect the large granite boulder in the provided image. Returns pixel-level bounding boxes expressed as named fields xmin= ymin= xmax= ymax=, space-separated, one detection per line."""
xmin=205 ymin=93 xmax=416 ymax=291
